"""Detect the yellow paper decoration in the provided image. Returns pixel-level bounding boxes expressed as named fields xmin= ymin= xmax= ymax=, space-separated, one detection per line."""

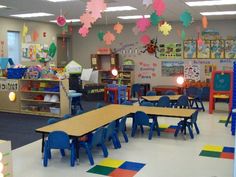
xmin=22 ymin=24 xmax=28 ymax=38
xmin=159 ymin=22 xmax=172 ymax=36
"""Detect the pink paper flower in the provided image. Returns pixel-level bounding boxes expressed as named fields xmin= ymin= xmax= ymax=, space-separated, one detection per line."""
xmin=103 ymin=31 xmax=115 ymax=45
xmin=78 ymin=26 xmax=89 ymax=37
xmin=140 ymin=34 xmax=151 ymax=45
xmin=80 ymin=12 xmax=96 ymax=29
xmin=87 ymin=0 xmax=107 ymax=20
xmin=152 ymin=0 xmax=166 ymax=16
xmin=136 ymin=16 xmax=151 ymax=32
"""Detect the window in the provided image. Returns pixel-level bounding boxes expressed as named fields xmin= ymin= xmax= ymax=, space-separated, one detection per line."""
xmin=7 ymin=31 xmax=20 ymax=64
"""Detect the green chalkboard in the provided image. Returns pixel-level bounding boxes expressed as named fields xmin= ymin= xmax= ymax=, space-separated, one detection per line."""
xmin=213 ymin=73 xmax=231 ymax=91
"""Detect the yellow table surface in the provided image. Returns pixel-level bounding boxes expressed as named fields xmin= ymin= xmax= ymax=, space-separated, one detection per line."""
xmin=142 ymin=95 xmax=193 ymax=102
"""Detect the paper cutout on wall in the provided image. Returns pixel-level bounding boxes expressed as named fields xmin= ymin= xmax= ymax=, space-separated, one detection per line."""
xmin=132 ymin=26 xmax=139 ymax=35
xmin=197 ymin=40 xmax=210 ymax=58
xmin=197 ymin=37 xmax=203 ymax=46
xmin=32 ymin=31 xmax=39 ymax=42
xmin=202 ymin=16 xmax=208 ymax=29
xmin=210 ymin=40 xmax=225 ymax=59
xmin=184 ymin=64 xmax=200 ymax=81
xmin=103 ymin=31 xmax=115 ymax=45
xmin=22 ymin=24 xmax=28 ymax=39
xmin=150 ymin=12 xmax=162 ymax=26
xmin=152 ymin=0 xmax=166 ymax=16
xmin=159 ymin=22 xmax=172 ymax=36
xmin=136 ymin=16 xmax=151 ymax=32
xmin=78 ymin=26 xmax=89 ymax=37
xmin=225 ymin=40 xmax=236 ymax=59
xmin=22 ymin=43 xmax=42 ymax=61
xmin=180 ymin=11 xmax=192 ymax=28
xmin=205 ymin=64 xmax=216 ymax=79
xmin=97 ymin=31 xmax=105 ymax=41
xmin=113 ymin=42 xmax=141 ymax=58
xmin=80 ymin=12 xmax=96 ymax=29
xmin=0 ymin=41 xmax=4 ymax=57
xmin=43 ymin=32 xmax=47 ymax=38
xmin=140 ymin=34 xmax=151 ymax=45
xmin=161 ymin=61 xmax=184 ymax=77
xmin=159 ymin=43 xmax=182 ymax=59
xmin=143 ymin=0 xmax=153 ymax=7
xmin=141 ymin=38 xmax=159 ymax=58
xmin=181 ymin=30 xmax=186 ymax=41
xmin=137 ymin=61 xmax=158 ymax=79
xmin=86 ymin=0 xmax=107 ymax=20
xmin=183 ymin=40 xmax=197 ymax=59
xmin=114 ymin=22 xmax=123 ymax=34
xmin=25 ymin=34 xmax=32 ymax=43
xmin=56 ymin=15 xmax=67 ymax=27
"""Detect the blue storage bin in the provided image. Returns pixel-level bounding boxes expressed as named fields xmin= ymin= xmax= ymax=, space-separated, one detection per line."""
xmin=7 ymin=68 xmax=27 ymax=79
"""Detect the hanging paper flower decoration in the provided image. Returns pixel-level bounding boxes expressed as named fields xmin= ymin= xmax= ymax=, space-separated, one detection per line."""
xmin=140 ymin=34 xmax=151 ymax=45
xmin=202 ymin=16 xmax=208 ymax=29
xmin=132 ymin=26 xmax=139 ymax=35
xmin=97 ymin=31 xmax=105 ymax=41
xmin=150 ymin=12 xmax=162 ymax=26
xmin=87 ymin=0 xmax=107 ymax=20
xmin=56 ymin=15 xmax=67 ymax=27
xmin=114 ymin=22 xmax=124 ymax=34
xmin=180 ymin=11 xmax=192 ymax=28
xmin=80 ymin=12 xmax=96 ymax=29
xmin=32 ymin=31 xmax=39 ymax=42
xmin=197 ymin=37 xmax=203 ymax=46
xmin=103 ymin=31 xmax=115 ymax=45
xmin=78 ymin=26 xmax=89 ymax=37
xmin=136 ymin=16 xmax=151 ymax=32
xmin=48 ymin=42 xmax=57 ymax=59
xmin=22 ymin=24 xmax=28 ymax=38
xmin=181 ymin=30 xmax=186 ymax=41
xmin=176 ymin=28 xmax=181 ymax=38
xmin=152 ymin=0 xmax=166 ymax=16
xmin=159 ymin=22 xmax=172 ymax=36
xmin=143 ymin=0 xmax=153 ymax=8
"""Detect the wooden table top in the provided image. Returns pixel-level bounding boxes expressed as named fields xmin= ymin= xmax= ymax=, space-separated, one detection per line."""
xmin=142 ymin=95 xmax=193 ymax=102
xmin=36 ymin=104 xmax=196 ymax=137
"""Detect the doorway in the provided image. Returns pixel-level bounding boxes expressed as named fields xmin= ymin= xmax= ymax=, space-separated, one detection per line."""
xmin=57 ymin=36 xmax=72 ymax=67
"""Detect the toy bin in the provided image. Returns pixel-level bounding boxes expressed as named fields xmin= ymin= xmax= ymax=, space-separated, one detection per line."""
xmin=7 ymin=68 xmax=27 ymax=79
xmin=50 ymin=107 xmax=60 ymax=114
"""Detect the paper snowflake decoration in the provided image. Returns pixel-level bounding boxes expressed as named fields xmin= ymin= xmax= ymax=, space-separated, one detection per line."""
xmin=103 ymin=31 xmax=115 ymax=45
xmin=80 ymin=12 xmax=96 ymax=29
xmin=159 ymin=22 xmax=172 ymax=36
xmin=87 ymin=0 xmax=107 ymax=20
xmin=114 ymin=22 xmax=124 ymax=34
xmin=136 ymin=16 xmax=151 ymax=32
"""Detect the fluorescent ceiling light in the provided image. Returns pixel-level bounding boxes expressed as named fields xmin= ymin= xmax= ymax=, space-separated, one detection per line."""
xmin=0 ymin=5 xmax=7 ymax=8
xmin=50 ymin=19 xmax=80 ymax=23
xmin=47 ymin=0 xmax=74 ymax=2
xmin=200 ymin=11 xmax=236 ymax=16
xmin=186 ymin=0 xmax=236 ymax=6
xmin=104 ymin=6 xmax=137 ymax=12
xmin=11 ymin=12 xmax=54 ymax=18
xmin=117 ymin=15 xmax=150 ymax=20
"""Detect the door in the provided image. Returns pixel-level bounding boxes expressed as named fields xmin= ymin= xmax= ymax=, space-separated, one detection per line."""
xmin=57 ymin=36 xmax=72 ymax=67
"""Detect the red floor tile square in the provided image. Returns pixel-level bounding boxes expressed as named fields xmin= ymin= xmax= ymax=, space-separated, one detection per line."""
xmin=220 ymin=152 xmax=234 ymax=159
xmin=109 ymin=168 xmax=137 ymax=177
xmin=164 ymin=128 xmax=176 ymax=133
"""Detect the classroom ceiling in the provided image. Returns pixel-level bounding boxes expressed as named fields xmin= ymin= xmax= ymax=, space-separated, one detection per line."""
xmin=0 ymin=0 xmax=236 ymax=25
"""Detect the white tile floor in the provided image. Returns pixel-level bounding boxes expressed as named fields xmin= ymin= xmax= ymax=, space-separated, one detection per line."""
xmin=12 ymin=102 xmax=234 ymax=177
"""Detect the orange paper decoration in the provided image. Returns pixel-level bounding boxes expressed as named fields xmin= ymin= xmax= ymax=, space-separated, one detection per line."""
xmin=114 ymin=22 xmax=123 ymax=34
xmin=103 ymin=31 xmax=115 ymax=45
xmin=202 ymin=16 xmax=208 ymax=29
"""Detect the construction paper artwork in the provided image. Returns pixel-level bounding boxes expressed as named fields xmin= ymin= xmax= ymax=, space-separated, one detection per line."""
xmin=197 ymin=40 xmax=210 ymax=58
xmin=183 ymin=40 xmax=197 ymax=59
xmin=136 ymin=16 xmax=151 ymax=32
xmin=152 ymin=0 xmax=166 ymax=16
xmin=87 ymin=0 xmax=107 ymax=20
xmin=56 ymin=15 xmax=67 ymax=27
xmin=180 ymin=11 xmax=192 ymax=28
xmin=210 ymin=40 xmax=225 ymax=59
xmin=114 ymin=22 xmax=124 ymax=34
xmin=159 ymin=22 xmax=172 ymax=36
xmin=103 ymin=31 xmax=116 ymax=45
xmin=225 ymin=39 xmax=236 ymax=59
xmin=140 ymin=35 xmax=151 ymax=45
xmin=78 ymin=26 xmax=89 ymax=37
xmin=80 ymin=12 xmax=96 ymax=29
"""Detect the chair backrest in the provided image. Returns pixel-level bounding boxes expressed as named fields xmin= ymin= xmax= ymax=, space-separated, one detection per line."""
xmin=202 ymin=86 xmax=210 ymax=100
xmin=190 ymin=110 xmax=198 ymax=124
xmin=76 ymin=109 xmax=84 ymax=115
xmin=146 ymin=91 xmax=156 ymax=96
xmin=164 ymin=90 xmax=176 ymax=95
xmin=96 ymin=102 xmax=105 ymax=108
xmin=175 ymin=95 xmax=189 ymax=108
xmin=134 ymin=111 xmax=150 ymax=126
xmin=47 ymin=131 xmax=70 ymax=149
xmin=47 ymin=118 xmax=59 ymax=124
xmin=118 ymin=85 xmax=127 ymax=103
xmin=157 ymin=96 xmax=170 ymax=107
xmin=119 ymin=117 xmax=127 ymax=132
xmin=131 ymin=84 xmax=143 ymax=98
xmin=107 ymin=84 xmax=117 ymax=88
xmin=63 ymin=114 xmax=72 ymax=119
xmin=186 ymin=86 xmax=201 ymax=98
xmin=140 ymin=101 xmax=154 ymax=107
xmin=104 ymin=121 xmax=116 ymax=140
xmin=90 ymin=128 xmax=105 ymax=147
xmin=121 ymin=100 xmax=133 ymax=105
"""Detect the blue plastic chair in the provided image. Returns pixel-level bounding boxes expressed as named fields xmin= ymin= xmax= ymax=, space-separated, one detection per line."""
xmin=104 ymin=121 xmax=121 ymax=149
xmin=156 ymin=96 xmax=171 ymax=107
xmin=117 ymin=85 xmax=127 ymax=104
xmin=79 ymin=128 xmax=108 ymax=165
xmin=201 ymin=86 xmax=210 ymax=101
xmin=47 ymin=118 xmax=59 ymax=124
xmin=186 ymin=86 xmax=205 ymax=111
xmin=96 ymin=102 xmax=105 ymax=109
xmin=118 ymin=117 xmax=128 ymax=143
xmin=131 ymin=111 xmax=159 ymax=140
xmin=107 ymin=84 xmax=117 ymax=103
xmin=140 ymin=101 xmax=154 ymax=106
xmin=174 ymin=111 xmax=199 ymax=139
xmin=63 ymin=114 xmax=72 ymax=119
xmin=75 ymin=109 xmax=84 ymax=115
xmin=122 ymin=100 xmax=133 ymax=105
xmin=146 ymin=91 xmax=156 ymax=96
xmin=43 ymin=131 xmax=76 ymax=167
xmin=174 ymin=95 xmax=190 ymax=109
xmin=164 ymin=90 xmax=176 ymax=95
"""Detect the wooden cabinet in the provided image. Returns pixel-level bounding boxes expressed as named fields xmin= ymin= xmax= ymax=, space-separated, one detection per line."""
xmin=19 ymin=79 xmax=69 ymax=117
xmin=91 ymin=53 xmax=119 ymax=70
xmin=99 ymin=70 xmax=134 ymax=86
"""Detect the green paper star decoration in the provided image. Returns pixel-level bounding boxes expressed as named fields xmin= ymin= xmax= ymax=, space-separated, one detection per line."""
xmin=150 ymin=12 xmax=162 ymax=26
xmin=97 ymin=31 xmax=105 ymax=41
xmin=180 ymin=11 xmax=192 ymax=28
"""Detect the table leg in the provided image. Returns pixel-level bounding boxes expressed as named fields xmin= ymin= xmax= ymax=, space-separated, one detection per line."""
xmin=41 ymin=133 xmax=45 ymax=158
xmin=104 ymin=88 xmax=108 ymax=102
xmin=114 ymin=90 xmax=118 ymax=104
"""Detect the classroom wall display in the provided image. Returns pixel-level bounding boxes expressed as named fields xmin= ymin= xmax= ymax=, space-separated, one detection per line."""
xmin=225 ymin=39 xmax=236 ymax=59
xmin=22 ymin=43 xmax=42 ymax=61
xmin=205 ymin=64 xmax=216 ymax=79
xmin=159 ymin=43 xmax=182 ymax=59
xmin=183 ymin=40 xmax=197 ymax=59
xmin=161 ymin=61 xmax=184 ymax=77
xmin=197 ymin=40 xmax=210 ymax=59
xmin=210 ymin=40 xmax=225 ymax=59
xmin=184 ymin=64 xmax=200 ymax=81
xmin=113 ymin=42 xmax=141 ymax=58
xmin=137 ymin=61 xmax=157 ymax=79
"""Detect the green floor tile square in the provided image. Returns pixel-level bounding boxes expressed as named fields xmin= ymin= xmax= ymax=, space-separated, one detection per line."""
xmin=87 ymin=165 xmax=115 ymax=176
xmin=199 ymin=150 xmax=221 ymax=158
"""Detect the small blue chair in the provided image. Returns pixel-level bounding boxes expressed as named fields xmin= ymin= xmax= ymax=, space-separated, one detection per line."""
xmin=174 ymin=95 xmax=190 ymax=109
xmin=164 ymin=90 xmax=176 ymax=95
xmin=121 ymin=100 xmax=133 ymax=105
xmin=186 ymin=86 xmax=205 ymax=111
xmin=117 ymin=85 xmax=127 ymax=104
xmin=43 ymin=131 xmax=76 ymax=167
xmin=107 ymin=84 xmax=117 ymax=103
xmin=63 ymin=114 xmax=72 ymax=119
xmin=140 ymin=101 xmax=154 ymax=106
xmin=156 ymin=96 xmax=170 ymax=107
xmin=47 ymin=118 xmax=59 ymax=124
xmin=118 ymin=117 xmax=129 ymax=143
xmin=104 ymin=121 xmax=121 ymax=149
xmin=131 ymin=111 xmax=158 ymax=140
xmin=146 ymin=91 xmax=156 ymax=96
xmin=79 ymin=128 xmax=108 ymax=165
xmin=96 ymin=102 xmax=105 ymax=108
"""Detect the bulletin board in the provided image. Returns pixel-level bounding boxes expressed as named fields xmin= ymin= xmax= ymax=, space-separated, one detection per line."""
xmin=159 ymin=43 xmax=182 ymax=59
xmin=197 ymin=40 xmax=211 ymax=59
xmin=225 ymin=39 xmax=236 ymax=59
xmin=183 ymin=40 xmax=197 ymax=59
xmin=210 ymin=40 xmax=225 ymax=59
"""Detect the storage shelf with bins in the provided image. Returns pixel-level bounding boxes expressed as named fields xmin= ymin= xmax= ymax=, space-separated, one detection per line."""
xmin=19 ymin=79 xmax=69 ymax=118
xmin=99 ymin=70 xmax=134 ymax=86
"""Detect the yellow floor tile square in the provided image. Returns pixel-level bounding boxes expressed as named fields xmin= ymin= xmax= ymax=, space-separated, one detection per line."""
xmin=159 ymin=124 xmax=169 ymax=129
xmin=98 ymin=158 xmax=125 ymax=168
xmin=203 ymin=145 xmax=223 ymax=152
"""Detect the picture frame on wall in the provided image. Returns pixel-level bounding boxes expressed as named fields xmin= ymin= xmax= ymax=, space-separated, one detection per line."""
xmin=183 ymin=40 xmax=197 ymax=59
xmin=210 ymin=40 xmax=225 ymax=59
xmin=197 ymin=40 xmax=210 ymax=59
xmin=159 ymin=43 xmax=182 ymax=59
xmin=225 ymin=39 xmax=236 ymax=59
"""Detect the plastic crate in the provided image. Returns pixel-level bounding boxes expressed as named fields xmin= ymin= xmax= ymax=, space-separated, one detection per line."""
xmin=7 ymin=68 xmax=27 ymax=79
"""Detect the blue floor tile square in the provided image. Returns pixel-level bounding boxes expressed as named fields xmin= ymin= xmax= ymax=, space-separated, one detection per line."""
xmin=223 ymin=147 xmax=235 ymax=153
xmin=119 ymin=161 xmax=145 ymax=171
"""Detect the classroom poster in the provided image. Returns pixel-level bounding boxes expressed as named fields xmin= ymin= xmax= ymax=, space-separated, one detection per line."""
xmin=210 ymin=40 xmax=225 ymax=59
xmin=22 ymin=43 xmax=42 ymax=61
xmin=184 ymin=64 xmax=200 ymax=81
xmin=159 ymin=43 xmax=182 ymax=59
xmin=225 ymin=39 xmax=236 ymax=59
xmin=205 ymin=64 xmax=217 ymax=79
xmin=183 ymin=40 xmax=197 ymax=59
xmin=197 ymin=40 xmax=210 ymax=59
xmin=161 ymin=61 xmax=184 ymax=77
xmin=137 ymin=61 xmax=157 ymax=79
